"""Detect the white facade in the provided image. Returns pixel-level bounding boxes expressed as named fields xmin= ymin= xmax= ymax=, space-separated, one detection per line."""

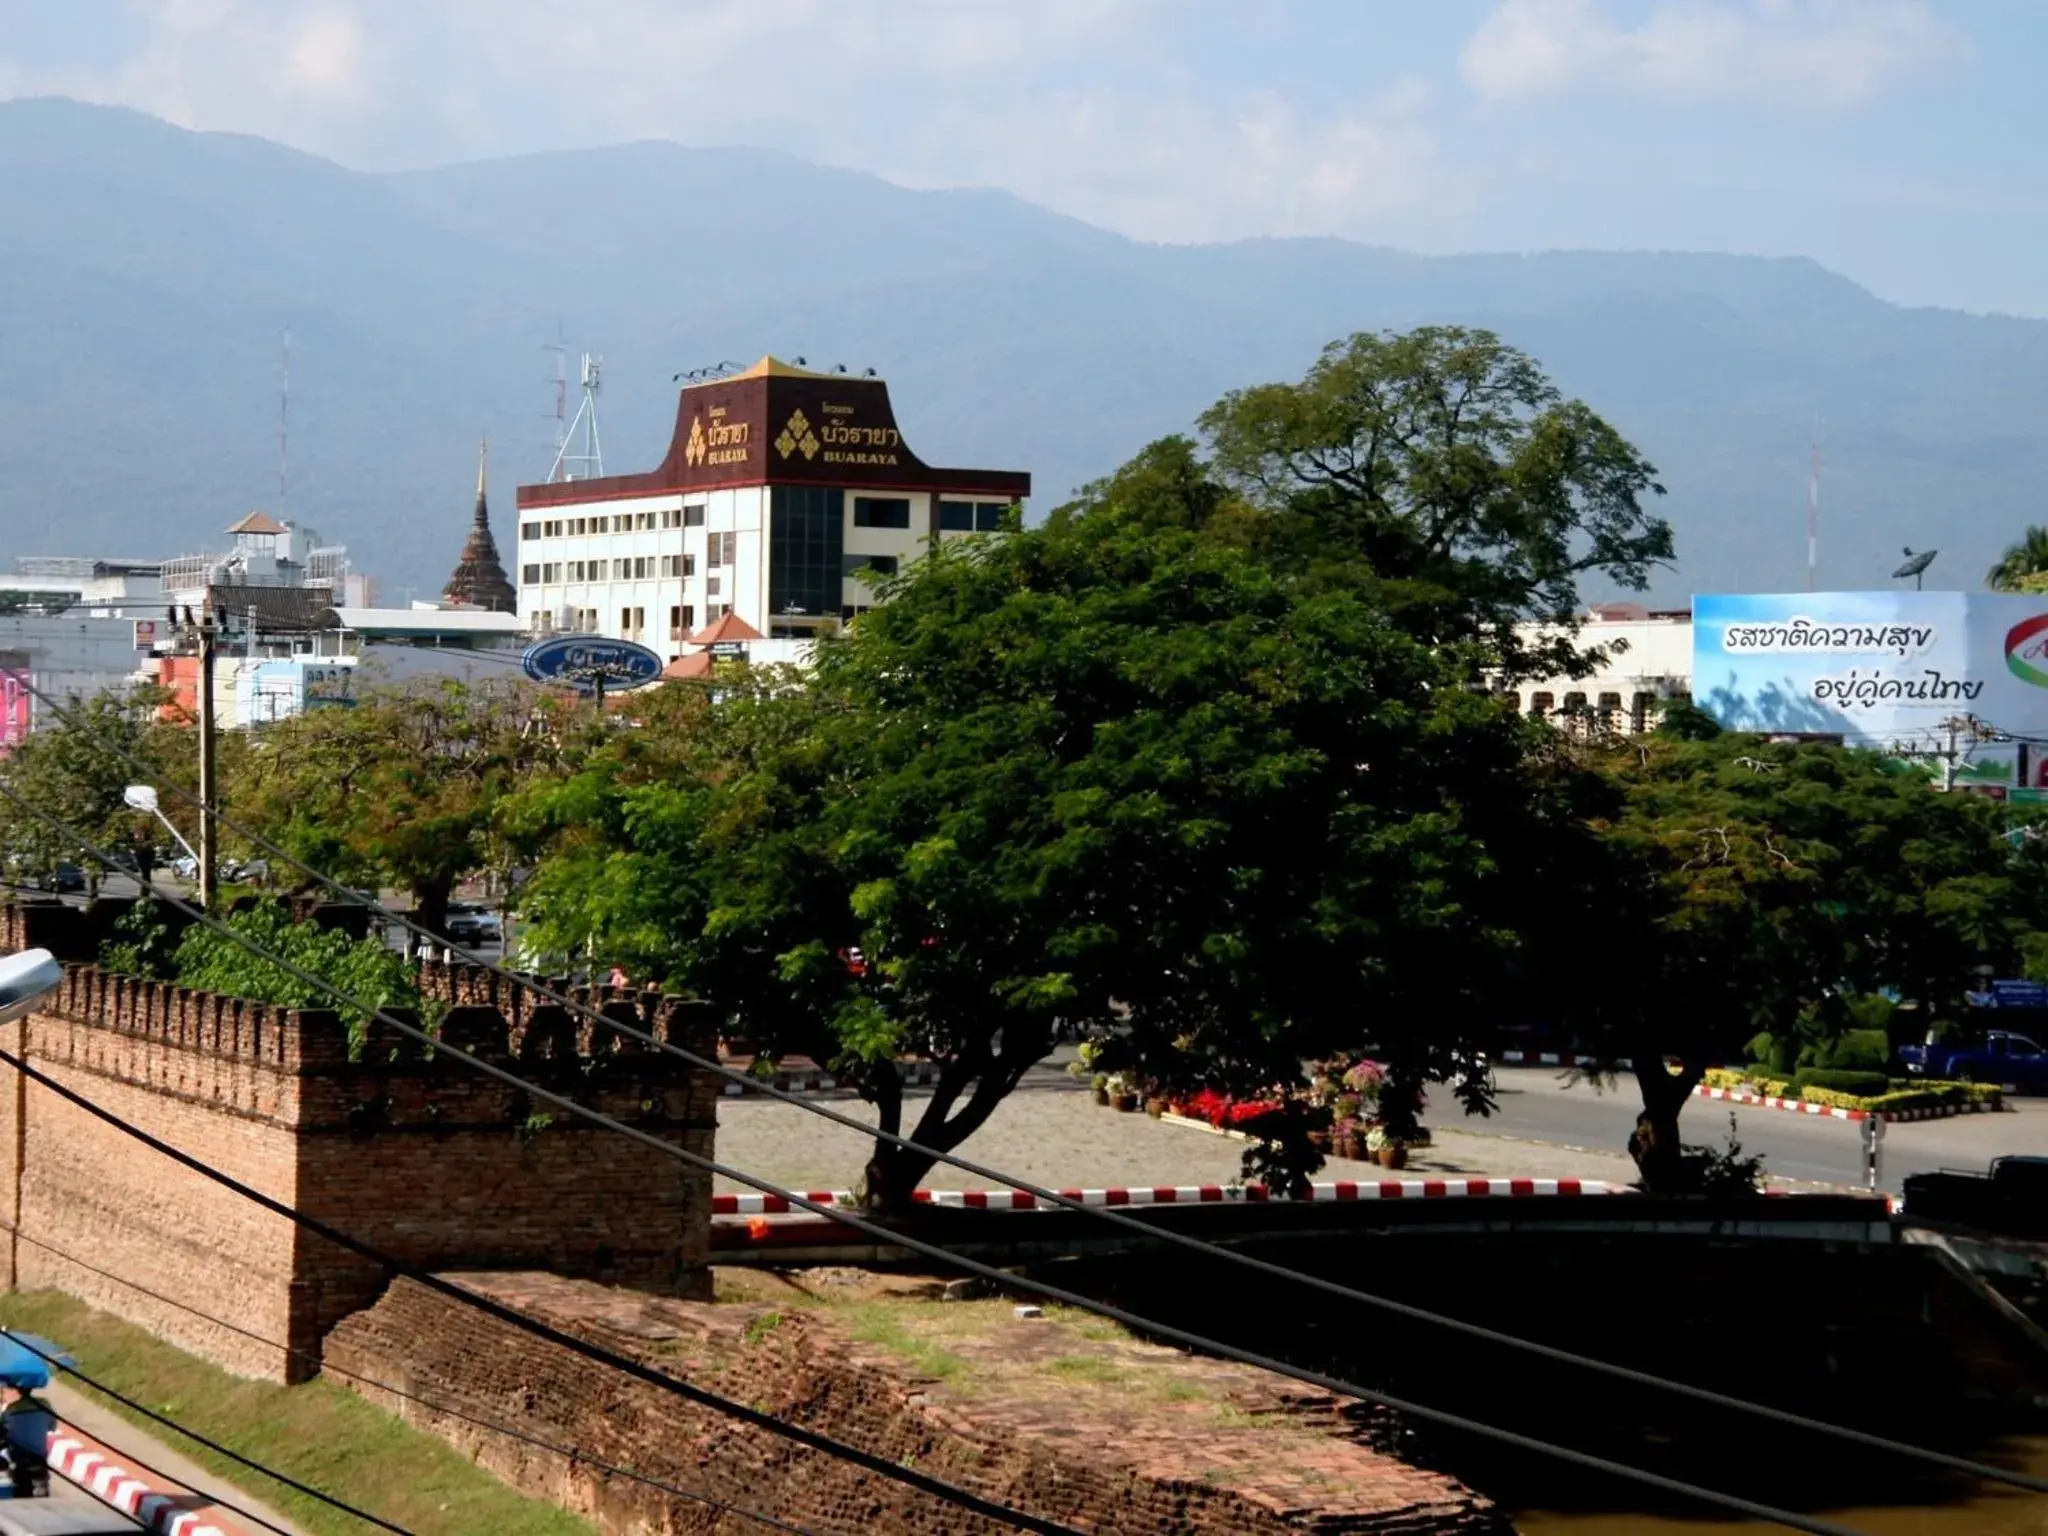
xmin=514 ymin=487 xmax=1012 ymax=662
xmin=1510 ymin=604 xmax=1695 ymax=732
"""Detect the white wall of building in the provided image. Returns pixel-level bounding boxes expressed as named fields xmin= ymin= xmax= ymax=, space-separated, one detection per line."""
xmin=516 ymin=486 xmax=1018 ymax=656
xmin=1510 ymin=609 xmax=1695 ymax=732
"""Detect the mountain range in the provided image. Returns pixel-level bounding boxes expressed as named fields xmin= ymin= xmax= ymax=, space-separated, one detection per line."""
xmin=2 ymin=95 xmax=2044 ymax=604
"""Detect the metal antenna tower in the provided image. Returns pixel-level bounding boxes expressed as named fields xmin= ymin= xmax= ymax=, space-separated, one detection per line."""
xmin=548 ymin=352 xmax=605 ymax=482
xmin=544 ymin=325 xmax=568 ymax=468
xmin=278 ymin=328 xmax=292 ymax=517
xmin=1805 ymin=414 xmax=1821 ymax=593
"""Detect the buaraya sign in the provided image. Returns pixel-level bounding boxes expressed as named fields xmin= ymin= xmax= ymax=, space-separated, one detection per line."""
xmin=1694 ymin=592 xmax=2048 ymax=746
xmin=517 ymin=359 xmax=1029 ymax=508
xmin=522 ymin=635 xmax=664 ymax=694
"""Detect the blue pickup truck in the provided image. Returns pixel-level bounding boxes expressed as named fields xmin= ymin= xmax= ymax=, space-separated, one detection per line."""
xmin=1898 ymin=1030 xmax=2048 ymax=1089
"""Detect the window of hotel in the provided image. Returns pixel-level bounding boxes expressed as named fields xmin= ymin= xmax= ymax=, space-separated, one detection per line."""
xmin=522 ymin=564 xmax=541 ymax=585
xmin=683 ymin=504 xmax=706 ymax=527
xmin=708 ymin=532 xmax=736 ymax=566
xmin=570 ymin=517 xmax=586 ymax=535
xmin=853 ymin=497 xmax=912 ymax=530
xmin=670 ymin=604 xmax=696 ymax=638
xmin=938 ymin=501 xmax=1008 ymax=533
xmin=521 ymin=522 xmax=542 ymax=541
xmin=707 ymin=576 xmax=721 ymax=596
xmin=710 ymin=603 xmax=730 ymax=620
xmin=976 ymin=503 xmax=1009 ymax=531
xmin=632 ymin=557 xmax=651 ymax=579
xmin=636 ymin=512 xmax=656 ymax=530
xmin=1596 ymin=692 xmax=1622 ymax=730
xmin=542 ymin=563 xmax=563 ymax=583
xmin=609 ymin=558 xmax=627 ymax=579
xmin=1529 ymin=692 xmax=1554 ymax=718
xmin=843 ymin=553 xmax=899 ymax=578
xmin=543 ymin=520 xmax=564 ymax=538
xmin=577 ymin=608 xmax=598 ymax=632
xmin=1631 ymin=692 xmax=1656 ymax=733
xmin=771 ymin=485 xmax=845 ymax=620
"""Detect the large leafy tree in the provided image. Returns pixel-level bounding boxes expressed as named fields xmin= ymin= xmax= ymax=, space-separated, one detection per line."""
xmin=1543 ymin=729 xmax=2048 ymax=1187
xmin=0 ymin=684 xmax=196 ymax=889
xmin=1195 ymin=325 xmax=1673 ymax=680
xmin=1987 ymin=525 xmax=2048 ymax=592
xmin=228 ymin=679 xmax=587 ymax=935
xmin=515 ymin=501 xmax=1583 ymax=1206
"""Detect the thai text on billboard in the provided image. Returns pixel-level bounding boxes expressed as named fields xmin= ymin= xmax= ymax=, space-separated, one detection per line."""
xmin=1692 ymin=592 xmax=2048 ymax=748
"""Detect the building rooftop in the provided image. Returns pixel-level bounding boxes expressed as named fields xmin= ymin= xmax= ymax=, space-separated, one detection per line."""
xmin=226 ymin=511 xmax=289 ymax=536
xmin=688 ymin=611 xmax=765 ymax=646
xmin=320 ymin=607 xmax=524 ymax=638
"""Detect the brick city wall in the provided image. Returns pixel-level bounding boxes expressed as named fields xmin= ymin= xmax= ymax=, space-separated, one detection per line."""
xmin=0 ymin=936 xmax=718 ymax=1382
xmin=326 ymin=1272 xmax=1507 ymax=1536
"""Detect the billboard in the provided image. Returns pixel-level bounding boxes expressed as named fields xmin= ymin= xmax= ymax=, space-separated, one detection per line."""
xmin=0 ymin=669 xmax=28 ymax=754
xmin=1692 ymin=592 xmax=2048 ymax=752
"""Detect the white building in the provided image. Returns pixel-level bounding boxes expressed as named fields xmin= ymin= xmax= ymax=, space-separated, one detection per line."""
xmin=514 ymin=357 xmax=1029 ymax=666
xmin=1509 ymin=602 xmax=1695 ymax=732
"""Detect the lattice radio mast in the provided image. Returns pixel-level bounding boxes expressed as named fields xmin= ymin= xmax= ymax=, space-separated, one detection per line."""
xmin=548 ymin=350 xmax=605 ymax=483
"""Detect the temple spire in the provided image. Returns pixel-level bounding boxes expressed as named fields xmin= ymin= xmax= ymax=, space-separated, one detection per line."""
xmin=442 ymin=433 xmax=516 ymax=613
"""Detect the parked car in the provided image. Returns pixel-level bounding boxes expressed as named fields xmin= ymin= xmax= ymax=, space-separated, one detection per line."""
xmin=39 ymin=863 xmax=85 ymax=895
xmin=1898 ymin=1029 xmax=2048 ymax=1090
xmin=445 ymin=910 xmax=502 ymax=946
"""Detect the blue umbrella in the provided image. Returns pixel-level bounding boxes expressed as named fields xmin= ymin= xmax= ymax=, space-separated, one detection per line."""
xmin=0 ymin=1334 xmax=70 ymax=1389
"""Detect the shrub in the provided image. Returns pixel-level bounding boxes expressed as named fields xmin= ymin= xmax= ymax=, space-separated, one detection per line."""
xmin=1790 ymin=1068 xmax=1890 ymax=1097
xmin=99 ymin=898 xmax=178 ymax=980
xmin=1800 ymin=1029 xmax=1891 ymax=1074
xmin=172 ymin=898 xmax=427 ymax=1058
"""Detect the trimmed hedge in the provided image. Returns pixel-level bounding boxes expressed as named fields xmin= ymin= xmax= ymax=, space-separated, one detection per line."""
xmin=1789 ymin=1067 xmax=1890 ymax=1097
xmin=1702 ymin=1066 xmax=2001 ymax=1113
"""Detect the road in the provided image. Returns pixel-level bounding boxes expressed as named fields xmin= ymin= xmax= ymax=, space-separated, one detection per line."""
xmin=1469 ymin=1066 xmax=2048 ymax=1192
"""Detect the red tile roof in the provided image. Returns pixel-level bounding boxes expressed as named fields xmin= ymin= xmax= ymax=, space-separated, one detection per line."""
xmin=226 ymin=511 xmax=288 ymax=536
xmin=686 ymin=612 xmax=764 ymax=646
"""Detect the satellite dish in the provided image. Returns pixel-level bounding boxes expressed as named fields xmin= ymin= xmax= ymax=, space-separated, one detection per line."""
xmin=1893 ymin=548 xmax=1938 ymax=581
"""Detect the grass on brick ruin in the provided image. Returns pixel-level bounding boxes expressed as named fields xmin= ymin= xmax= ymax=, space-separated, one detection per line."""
xmin=0 ymin=1291 xmax=596 ymax=1536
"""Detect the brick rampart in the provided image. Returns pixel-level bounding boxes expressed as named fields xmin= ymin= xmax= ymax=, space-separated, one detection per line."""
xmin=325 ymin=1272 xmax=1506 ymax=1536
xmin=0 ymin=932 xmax=718 ymax=1382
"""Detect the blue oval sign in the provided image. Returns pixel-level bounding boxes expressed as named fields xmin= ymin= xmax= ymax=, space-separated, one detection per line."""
xmin=521 ymin=635 xmax=665 ymax=693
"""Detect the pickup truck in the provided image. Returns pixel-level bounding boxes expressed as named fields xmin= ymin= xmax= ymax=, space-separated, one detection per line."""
xmin=1900 ymin=1155 xmax=2048 ymax=1237
xmin=1897 ymin=1029 xmax=2048 ymax=1089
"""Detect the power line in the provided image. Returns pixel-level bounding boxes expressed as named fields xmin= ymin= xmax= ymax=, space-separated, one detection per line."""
xmin=2 ymin=1220 xmax=822 ymax=1536
xmin=1 ymin=1331 xmax=417 ymax=1536
xmin=8 ymin=674 xmax=2038 ymax=1501
xmin=0 ymin=785 xmax=1873 ymax=1536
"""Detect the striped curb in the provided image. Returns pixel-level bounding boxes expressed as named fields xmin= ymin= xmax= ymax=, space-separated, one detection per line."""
xmin=49 ymin=1428 xmax=252 ymax=1535
xmin=713 ymin=1177 xmax=1615 ymax=1215
xmin=719 ymin=1062 xmax=942 ymax=1096
xmin=1694 ymin=1084 xmax=2004 ymax=1123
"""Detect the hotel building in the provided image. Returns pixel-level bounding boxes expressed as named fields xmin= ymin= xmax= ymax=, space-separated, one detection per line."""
xmin=513 ymin=358 xmax=1030 ymax=661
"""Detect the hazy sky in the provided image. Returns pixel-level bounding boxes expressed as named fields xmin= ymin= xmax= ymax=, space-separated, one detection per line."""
xmin=6 ymin=0 xmax=2043 ymax=315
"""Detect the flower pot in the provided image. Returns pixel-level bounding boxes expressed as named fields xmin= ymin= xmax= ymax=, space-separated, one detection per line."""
xmin=1333 ymin=1135 xmax=1362 ymax=1161
xmin=1376 ymin=1144 xmax=1408 ymax=1170
xmin=1114 ymin=1093 xmax=1140 ymax=1112
xmin=1092 ymin=1086 xmax=1110 ymax=1106
xmin=1146 ymin=1099 xmax=1167 ymax=1118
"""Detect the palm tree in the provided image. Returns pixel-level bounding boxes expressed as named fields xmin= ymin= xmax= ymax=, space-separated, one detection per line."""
xmin=1987 ymin=526 xmax=2048 ymax=591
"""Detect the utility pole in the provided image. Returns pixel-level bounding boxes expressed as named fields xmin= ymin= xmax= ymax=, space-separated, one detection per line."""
xmin=196 ymin=610 xmax=218 ymax=911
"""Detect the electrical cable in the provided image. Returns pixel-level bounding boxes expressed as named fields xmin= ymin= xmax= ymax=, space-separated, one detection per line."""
xmin=2 ymin=1220 xmax=823 ymax=1536
xmin=0 ymin=1333 xmax=419 ymax=1535
xmin=9 ymin=675 xmax=2034 ymax=1500
xmin=0 ymin=784 xmax=1876 ymax=1536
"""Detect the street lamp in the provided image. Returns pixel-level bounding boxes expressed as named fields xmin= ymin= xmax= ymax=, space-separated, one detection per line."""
xmin=123 ymin=784 xmax=200 ymax=870
xmin=0 ymin=949 xmax=61 ymax=1025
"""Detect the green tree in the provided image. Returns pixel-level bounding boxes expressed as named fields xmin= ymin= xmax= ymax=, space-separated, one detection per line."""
xmin=227 ymin=679 xmax=587 ymax=935
xmin=0 ymin=684 xmax=192 ymax=891
xmin=1987 ymin=525 xmax=2048 ymax=591
xmin=1543 ymin=734 xmax=2048 ymax=1188
xmin=515 ymin=499 xmax=1585 ymax=1207
xmin=1194 ymin=325 xmax=1673 ymax=679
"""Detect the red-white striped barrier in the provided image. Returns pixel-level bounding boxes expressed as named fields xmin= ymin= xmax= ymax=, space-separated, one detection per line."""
xmin=1694 ymin=1084 xmax=2003 ymax=1123
xmin=49 ymin=1427 xmax=255 ymax=1535
xmin=712 ymin=1177 xmax=1614 ymax=1215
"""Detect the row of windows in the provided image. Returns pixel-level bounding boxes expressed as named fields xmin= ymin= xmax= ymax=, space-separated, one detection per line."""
xmin=524 ymin=507 xmax=704 ymax=540
xmin=523 ymin=499 xmax=1014 ymax=545
xmin=1527 ymin=690 xmax=1660 ymax=732
xmin=939 ymin=500 xmax=1010 ymax=533
xmin=523 ymin=554 xmax=703 ymax=585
